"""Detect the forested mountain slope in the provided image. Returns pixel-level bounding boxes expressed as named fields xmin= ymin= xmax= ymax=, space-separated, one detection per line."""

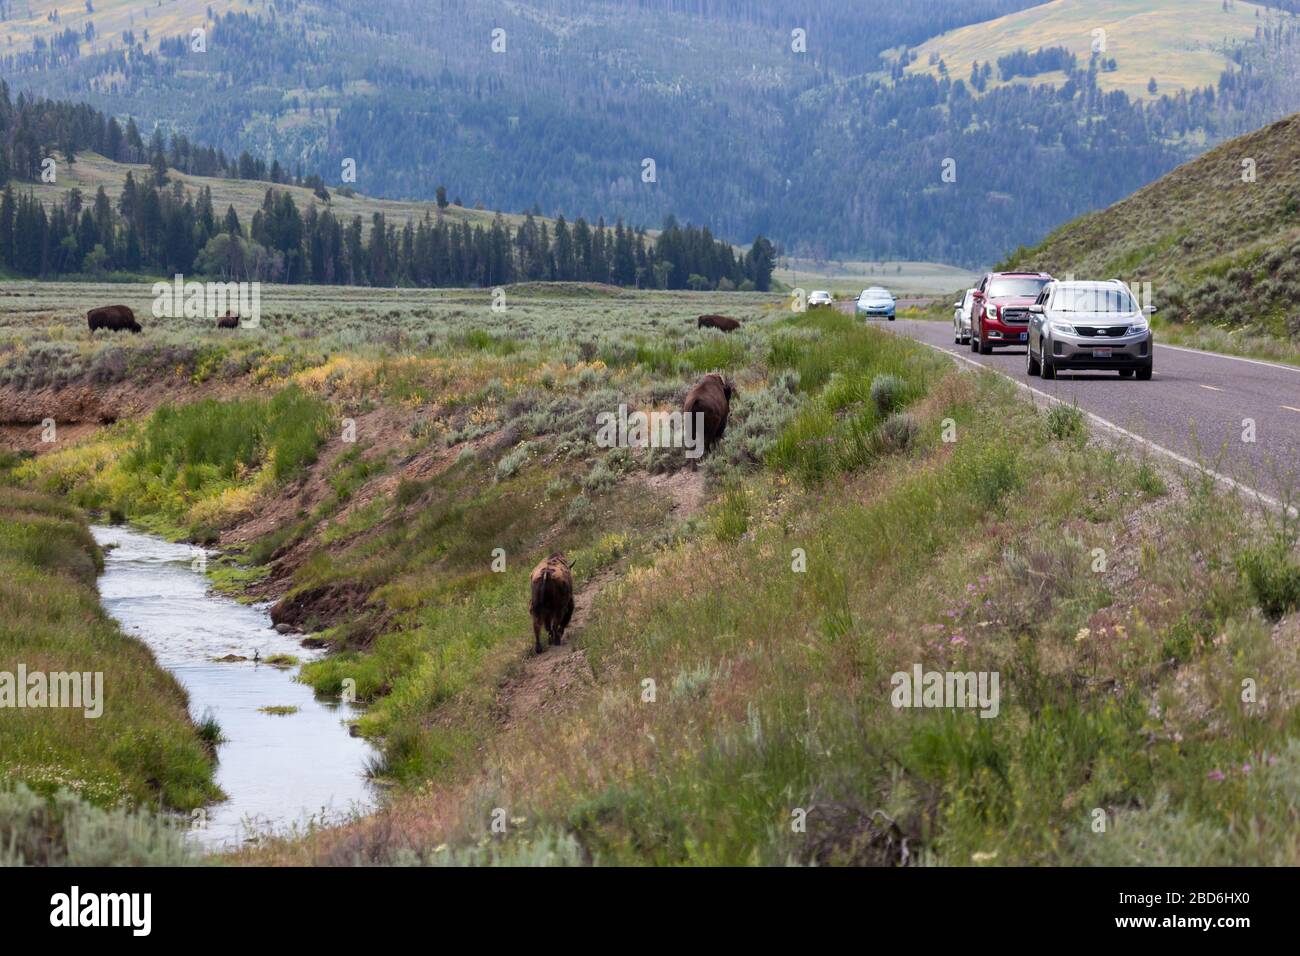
xmin=6 ymin=0 xmax=1300 ymax=263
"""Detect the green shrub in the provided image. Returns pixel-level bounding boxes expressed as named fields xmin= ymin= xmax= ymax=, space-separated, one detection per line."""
xmin=1045 ymin=402 xmax=1088 ymax=443
xmin=0 ymin=784 xmax=198 ymax=867
xmin=495 ymin=442 xmax=532 ymax=481
xmin=1237 ymin=543 xmax=1300 ymax=619
xmin=955 ymin=441 xmax=1023 ymax=512
xmin=711 ymin=484 xmax=750 ymax=543
xmin=566 ymin=494 xmax=594 ymax=526
xmin=1135 ymin=461 xmax=1167 ymax=497
xmin=870 ymin=373 xmax=906 ymax=416
xmin=878 ymin=411 xmax=919 ymax=453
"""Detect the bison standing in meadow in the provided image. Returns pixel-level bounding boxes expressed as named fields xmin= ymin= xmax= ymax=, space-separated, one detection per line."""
xmin=683 ymin=372 xmax=734 ymax=468
xmin=217 ymin=311 xmax=240 ymax=329
xmin=87 ymin=305 xmax=141 ymax=334
xmin=529 ymin=552 xmax=576 ymax=655
xmin=697 ymin=314 xmax=740 ymax=332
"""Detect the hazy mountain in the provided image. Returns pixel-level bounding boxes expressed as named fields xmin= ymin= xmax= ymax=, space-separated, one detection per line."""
xmin=7 ymin=0 xmax=1300 ymax=264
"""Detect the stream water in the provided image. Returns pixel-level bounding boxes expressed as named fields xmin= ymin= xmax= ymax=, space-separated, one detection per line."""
xmin=91 ymin=524 xmax=378 ymax=851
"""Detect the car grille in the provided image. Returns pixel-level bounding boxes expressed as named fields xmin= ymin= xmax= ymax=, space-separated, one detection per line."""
xmin=1073 ymin=325 xmax=1130 ymax=338
xmin=1002 ymin=309 xmax=1030 ymax=323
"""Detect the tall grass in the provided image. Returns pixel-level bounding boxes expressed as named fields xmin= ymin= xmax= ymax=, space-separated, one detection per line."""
xmin=0 ymin=489 xmax=220 ymax=811
xmin=341 ymin=362 xmax=1294 ymax=867
xmin=129 ymin=385 xmax=333 ymax=483
xmin=20 ymin=385 xmax=333 ymax=536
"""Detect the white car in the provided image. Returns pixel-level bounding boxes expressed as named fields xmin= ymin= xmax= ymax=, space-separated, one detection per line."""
xmin=808 ymin=290 xmax=834 ymax=308
xmin=953 ymin=289 xmax=975 ymax=344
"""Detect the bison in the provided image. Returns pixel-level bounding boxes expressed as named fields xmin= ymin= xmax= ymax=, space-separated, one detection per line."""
xmin=87 ymin=305 xmax=141 ymax=334
xmin=697 ymin=314 xmax=741 ymax=332
xmin=216 ymin=311 xmax=240 ymax=329
xmin=682 ymin=372 xmax=734 ymax=468
xmin=529 ymin=552 xmax=576 ymax=655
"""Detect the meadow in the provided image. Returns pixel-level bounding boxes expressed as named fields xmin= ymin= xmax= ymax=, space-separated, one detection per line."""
xmin=905 ymin=0 xmax=1262 ymax=102
xmin=3 ymin=280 xmax=1299 ymax=865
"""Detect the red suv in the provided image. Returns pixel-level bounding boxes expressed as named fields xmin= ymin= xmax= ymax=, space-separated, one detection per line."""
xmin=970 ymin=271 xmax=1053 ymax=355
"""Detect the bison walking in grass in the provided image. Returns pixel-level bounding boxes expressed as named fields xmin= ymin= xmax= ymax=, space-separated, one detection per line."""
xmin=529 ymin=552 xmax=576 ymax=654
xmin=216 ymin=311 xmax=240 ymax=329
xmin=697 ymin=314 xmax=741 ymax=332
xmin=683 ymin=372 xmax=734 ymax=468
xmin=87 ymin=305 xmax=141 ymax=333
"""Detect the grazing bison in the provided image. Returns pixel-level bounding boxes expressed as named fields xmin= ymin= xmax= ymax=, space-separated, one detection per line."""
xmin=529 ymin=552 xmax=576 ymax=655
xmin=697 ymin=314 xmax=741 ymax=332
xmin=87 ymin=305 xmax=141 ymax=334
xmin=682 ymin=372 xmax=734 ymax=468
xmin=216 ymin=311 xmax=240 ymax=329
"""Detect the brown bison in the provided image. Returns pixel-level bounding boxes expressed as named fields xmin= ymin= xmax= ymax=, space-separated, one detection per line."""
xmin=682 ymin=372 xmax=734 ymax=468
xmin=216 ymin=311 xmax=240 ymax=329
xmin=529 ymin=552 xmax=576 ymax=655
xmin=87 ymin=305 xmax=141 ymax=333
xmin=697 ymin=314 xmax=741 ymax=332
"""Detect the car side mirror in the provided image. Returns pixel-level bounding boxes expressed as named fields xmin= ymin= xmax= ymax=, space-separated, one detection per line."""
xmin=1144 ymin=304 xmax=1158 ymax=314
xmin=1028 ymin=303 xmax=1044 ymax=313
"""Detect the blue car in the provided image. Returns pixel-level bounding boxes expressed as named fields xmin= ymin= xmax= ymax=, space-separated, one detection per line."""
xmin=855 ymin=287 xmax=896 ymax=321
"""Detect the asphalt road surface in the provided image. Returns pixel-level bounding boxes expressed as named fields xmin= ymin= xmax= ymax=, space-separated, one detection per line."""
xmin=864 ymin=313 xmax=1300 ymax=507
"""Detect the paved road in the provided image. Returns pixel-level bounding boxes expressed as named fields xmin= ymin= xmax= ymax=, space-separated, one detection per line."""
xmin=865 ymin=314 xmax=1300 ymax=506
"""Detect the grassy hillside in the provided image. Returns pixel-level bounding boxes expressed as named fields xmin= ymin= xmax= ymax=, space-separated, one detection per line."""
xmin=906 ymin=0 xmax=1262 ymax=101
xmin=1003 ymin=111 xmax=1300 ymax=353
xmin=13 ymin=150 xmax=542 ymax=239
xmin=5 ymin=282 xmax=1300 ymax=864
xmin=0 ymin=484 xmax=220 ymax=811
xmin=4 ymin=0 xmax=221 ymax=56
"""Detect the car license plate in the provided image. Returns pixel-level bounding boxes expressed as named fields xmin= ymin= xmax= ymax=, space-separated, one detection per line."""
xmin=1093 ymin=348 xmax=1112 ymax=358
xmin=1019 ymin=332 xmax=1028 ymax=341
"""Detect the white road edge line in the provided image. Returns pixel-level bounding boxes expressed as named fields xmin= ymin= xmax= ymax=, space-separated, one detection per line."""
xmin=1157 ymin=342 xmax=1300 ymax=375
xmin=923 ymin=342 xmax=1298 ymax=518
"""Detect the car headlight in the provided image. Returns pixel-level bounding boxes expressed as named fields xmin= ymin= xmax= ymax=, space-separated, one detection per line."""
xmin=985 ymin=304 xmax=997 ymax=319
xmin=1125 ymin=321 xmax=1149 ymax=335
xmin=1050 ymin=321 xmax=1076 ymax=335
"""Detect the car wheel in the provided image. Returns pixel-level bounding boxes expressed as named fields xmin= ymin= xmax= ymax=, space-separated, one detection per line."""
xmin=970 ymin=329 xmax=979 ymax=353
xmin=1026 ymin=342 xmax=1041 ymax=376
xmin=1118 ymin=368 xmax=1134 ymax=378
xmin=1041 ymin=347 xmax=1056 ymax=380
xmin=888 ymin=315 xmax=895 ymax=321
xmin=1136 ymin=366 xmax=1152 ymax=381
xmin=978 ymin=334 xmax=993 ymax=355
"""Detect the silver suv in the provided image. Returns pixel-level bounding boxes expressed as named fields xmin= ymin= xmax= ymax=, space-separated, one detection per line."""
xmin=1026 ymin=280 xmax=1154 ymax=380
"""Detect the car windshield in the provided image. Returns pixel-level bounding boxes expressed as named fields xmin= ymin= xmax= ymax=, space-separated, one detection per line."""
xmin=861 ymin=290 xmax=892 ymax=301
xmin=1052 ymin=287 xmax=1138 ymax=314
xmin=988 ymin=277 xmax=1049 ymax=298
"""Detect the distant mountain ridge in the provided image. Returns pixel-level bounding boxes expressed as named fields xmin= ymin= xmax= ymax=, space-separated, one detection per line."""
xmin=7 ymin=0 xmax=1300 ymax=264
